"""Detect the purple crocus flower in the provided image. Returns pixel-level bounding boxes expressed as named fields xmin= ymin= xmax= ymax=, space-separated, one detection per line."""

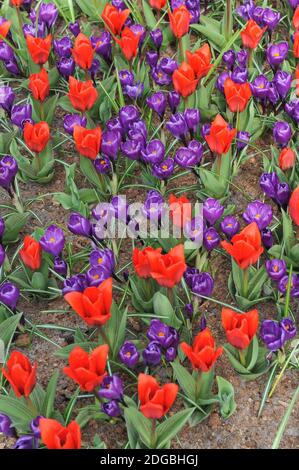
xmin=142 ymin=341 xmax=162 ymax=365
xmin=146 ymin=50 xmax=159 ymax=68
xmin=222 ymin=49 xmax=235 ymax=70
xmin=0 ymin=86 xmax=15 ymax=113
xmin=11 ymin=104 xmax=32 ymax=129
xmin=0 ymin=413 xmax=14 ymax=437
xmin=0 ymin=244 xmax=5 ymax=267
xmin=118 ymin=69 xmax=134 ymax=86
xmin=203 ymin=198 xmax=224 ymax=225
xmin=236 ymin=0 xmax=255 ymax=20
xmin=266 ymin=42 xmax=289 ymax=68
xmin=141 ymin=139 xmax=165 ymax=164
xmin=266 ymin=259 xmax=287 ymax=280
xmin=68 ymin=213 xmax=91 ymax=237
xmin=57 ymin=57 xmax=75 ymax=78
xmin=168 ymin=91 xmax=180 ymax=113
xmin=262 ymin=9 xmax=280 ymax=31
xmin=89 ymin=58 xmax=100 ymax=79
xmin=220 ymin=215 xmax=240 ymax=239
xmin=86 ymin=267 xmax=109 ymax=286
xmin=0 ymin=281 xmax=20 ymax=310
xmin=231 ymin=66 xmax=248 ymax=84
xmin=102 ymin=400 xmax=122 ymax=418
xmin=147 ymin=320 xmax=179 ymax=349
xmin=69 ymin=21 xmax=80 ymax=36
xmin=165 ymin=347 xmax=177 ymax=362
xmin=124 ymin=82 xmax=144 ymax=99
xmin=141 ymin=190 xmax=164 ymax=220
xmin=121 ymin=140 xmax=142 ymax=160
xmin=192 ymin=271 xmax=214 ymax=297
xmin=243 ymin=200 xmax=273 ymax=230
xmin=4 ymin=59 xmax=20 ymax=76
xmin=13 ymin=435 xmax=36 ymax=449
xmin=287 ymin=0 xmax=299 ymax=8
xmin=53 ymin=257 xmax=67 ymax=277
xmin=40 ymin=225 xmax=65 ymax=257
xmin=237 ymin=49 xmax=248 ymax=66
xmin=285 ymin=99 xmax=299 ymax=124
xmin=267 ymin=82 xmax=280 ymax=105
xmin=0 ymin=217 xmax=5 ymax=239
xmin=280 ymin=318 xmax=296 ymax=341
xmin=203 ymin=227 xmax=220 ymax=251
xmin=273 ymin=70 xmax=292 ymax=100
xmin=62 ymin=274 xmax=87 ymax=295
xmin=119 ymin=341 xmax=139 ymax=368
xmin=101 ymin=131 xmax=121 ymax=160
xmin=39 ymin=2 xmax=58 ymax=28
xmin=92 ymin=32 xmax=112 ymax=62
xmin=252 ymin=6 xmax=266 ymax=25
xmin=278 ymin=274 xmax=299 ymax=297
xmin=250 ymin=75 xmax=270 ymax=100
xmin=184 ymin=303 xmax=193 ymax=318
xmin=89 ymin=248 xmax=115 ymax=273
xmin=150 ymin=28 xmax=163 ymax=49
xmin=1 ymin=155 xmax=18 ymax=179
xmin=276 ymin=183 xmax=291 ymax=208
xmin=184 ymin=216 xmax=204 ymax=245
xmin=174 ymin=144 xmax=203 ymax=168
xmin=146 ymin=92 xmax=167 ymax=118
xmin=0 ymin=42 xmax=14 ymax=62
xmin=259 ymin=172 xmax=279 ymax=199
xmin=152 ymin=158 xmax=174 ymax=179
xmin=111 ymin=195 xmax=129 ymax=221
xmin=63 ymin=114 xmax=87 ymax=135
xmin=98 ymin=375 xmax=123 ymax=400
xmin=30 ymin=416 xmax=42 ymax=439
xmin=260 ymin=320 xmax=285 ymax=351
xmin=151 ymin=66 xmax=173 ymax=86
xmin=216 ymin=71 xmax=231 ymax=93
xmin=119 ymin=105 xmax=140 ymax=131
xmin=236 ymin=130 xmax=250 ymax=150
xmin=184 ymin=108 xmax=200 ymax=135
xmin=53 ymin=37 xmax=72 ymax=57
xmin=261 ymin=228 xmax=273 ymax=249
xmin=0 ymin=166 xmax=11 ymax=190
xmin=94 ymin=156 xmax=111 ymax=174
xmin=166 ymin=113 xmax=188 ymax=140
xmin=273 ymin=121 xmax=292 ymax=147
xmin=159 ymin=57 xmax=178 ymax=75
xmin=130 ymin=23 xmax=146 ymax=46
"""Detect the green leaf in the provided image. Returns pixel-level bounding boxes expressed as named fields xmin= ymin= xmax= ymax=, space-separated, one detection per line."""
xmin=30 ymin=384 xmax=46 ymax=413
xmin=0 ymin=396 xmax=35 ymax=429
xmin=104 ymin=302 xmax=127 ymax=359
xmin=55 ymin=341 xmax=98 ymax=358
xmin=0 ymin=313 xmax=22 ymax=347
xmin=171 ymin=361 xmax=196 ymax=400
xmin=142 ymin=0 xmax=157 ymax=29
xmin=124 ymin=407 xmax=152 ymax=448
xmin=41 ymin=370 xmax=59 ymax=418
xmin=156 ymin=408 xmax=194 ymax=449
xmin=76 ymin=405 xmax=107 ymax=428
xmin=2 ymin=212 xmax=30 ymax=244
xmin=153 ymin=292 xmax=182 ymax=329
xmin=216 ymin=376 xmax=236 ymax=419
xmin=282 ymin=209 xmax=296 ymax=255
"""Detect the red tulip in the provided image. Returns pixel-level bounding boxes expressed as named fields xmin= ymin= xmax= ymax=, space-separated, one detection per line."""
xmin=19 ymin=235 xmax=42 ymax=270
xmin=133 ymin=246 xmax=162 ymax=278
xmin=73 ymin=125 xmax=102 ymax=160
xmin=222 ymin=308 xmax=259 ymax=350
xmin=293 ymin=6 xmax=299 ymax=30
xmin=2 ymin=351 xmax=37 ymax=398
xmin=169 ymin=194 xmax=192 ymax=228
xmin=221 ymin=222 xmax=264 ymax=269
xmin=138 ymin=373 xmax=178 ymax=419
xmin=39 ymin=419 xmax=81 ymax=449
xmin=149 ymin=0 xmax=167 ymax=9
xmin=29 ymin=68 xmax=50 ymax=102
xmin=64 ymin=277 xmax=112 ymax=326
xmin=294 ymin=31 xmax=299 ymax=58
xmin=24 ymin=121 xmax=50 ymax=153
xmin=115 ymin=27 xmax=140 ymax=61
xmin=204 ymin=114 xmax=236 ymax=155
xmin=26 ymin=34 xmax=52 ymax=65
xmin=224 ymin=78 xmax=252 ymax=113
xmin=101 ymin=4 xmax=130 ymax=36
xmin=0 ymin=20 xmax=11 ymax=40
xmin=180 ymin=329 xmax=223 ymax=371
xmin=63 ymin=344 xmax=108 ymax=392
xmin=71 ymin=33 xmax=94 ymax=70
xmin=241 ymin=19 xmax=267 ymax=49
xmin=279 ymin=147 xmax=296 ymax=171
xmin=172 ymin=61 xmax=199 ymax=98
xmin=289 ymin=186 xmax=299 ymax=226
xmin=296 ymin=65 xmax=299 ymax=96
xmin=168 ymin=6 xmax=190 ymax=39
xmin=186 ymin=43 xmax=212 ymax=80
xmin=68 ymin=76 xmax=98 ymax=113
xmin=10 ymin=0 xmax=24 ymax=6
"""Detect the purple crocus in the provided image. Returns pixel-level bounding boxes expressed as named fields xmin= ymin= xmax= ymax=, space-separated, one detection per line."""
xmin=285 ymin=99 xmax=299 ymax=124
xmin=39 ymin=2 xmax=58 ymax=28
xmin=62 ymin=274 xmax=87 ymax=295
xmin=121 ymin=140 xmax=142 ymax=160
xmin=87 ymin=267 xmax=109 ymax=286
xmin=119 ymin=341 xmax=139 ymax=368
xmin=236 ymin=130 xmax=250 ymax=150
xmin=166 ymin=113 xmax=188 ymax=140
xmin=124 ymin=81 xmax=144 ymax=99
xmin=0 ymin=414 xmax=14 ymax=437
xmin=266 ymin=259 xmax=287 ymax=280
xmin=146 ymin=50 xmax=159 ymax=68
xmin=151 ymin=67 xmax=172 ymax=86
xmin=146 ymin=92 xmax=167 ymax=118
xmin=216 ymin=71 xmax=231 ymax=93
xmin=222 ymin=49 xmax=235 ymax=70
xmin=174 ymin=143 xmax=203 ymax=168
xmin=142 ymin=341 xmax=162 ymax=365
xmin=89 ymin=248 xmax=115 ymax=273
xmin=168 ymin=91 xmax=180 ymax=113
xmin=53 ymin=257 xmax=67 ymax=277
xmin=185 ymin=268 xmax=214 ymax=297
xmin=147 ymin=320 xmax=179 ymax=349
xmin=68 ymin=213 xmax=91 ymax=237
xmin=184 ymin=108 xmax=200 ymax=135
xmin=250 ymin=75 xmax=270 ymax=100
xmin=220 ymin=215 xmax=240 ymax=239
xmin=159 ymin=57 xmax=178 ymax=75
xmin=278 ymin=274 xmax=299 ymax=297
xmin=150 ymin=28 xmax=163 ymax=49
xmin=94 ymin=156 xmax=111 ymax=174
xmin=243 ymin=200 xmax=273 ymax=230
xmin=101 ymin=131 xmax=121 ymax=160
xmin=0 ymin=244 xmax=5 ymax=267
xmin=266 ymin=42 xmax=289 ymax=68
xmin=259 ymin=172 xmax=279 ymax=199
xmin=10 ymin=104 xmax=32 ymax=129
xmin=237 ymin=49 xmax=248 ymax=66
xmin=273 ymin=71 xmax=292 ymax=100
xmin=203 ymin=227 xmax=220 ymax=251
xmin=0 ymin=86 xmax=15 ymax=113
xmin=141 ymin=139 xmax=165 ymax=164
xmin=119 ymin=69 xmax=134 ymax=86
xmin=262 ymin=8 xmax=280 ymax=31
xmin=203 ymin=198 xmax=224 ymax=225
xmin=273 ymin=121 xmax=292 ymax=147
xmin=280 ymin=318 xmax=296 ymax=341
xmin=40 ymin=225 xmax=65 ymax=257
xmin=184 ymin=303 xmax=193 ymax=318
xmin=261 ymin=228 xmax=273 ymax=249
xmin=53 ymin=37 xmax=72 ymax=57
xmin=231 ymin=66 xmax=248 ymax=84
xmin=92 ymin=32 xmax=112 ymax=62
xmin=0 ymin=281 xmax=20 ymax=310
xmin=102 ymin=400 xmax=122 ymax=418
xmin=141 ymin=190 xmax=164 ymax=220
xmin=63 ymin=114 xmax=87 ymax=135
xmin=152 ymin=158 xmax=174 ymax=179
xmin=119 ymin=105 xmax=140 ymax=131
xmin=57 ymin=57 xmax=75 ymax=78
xmin=13 ymin=435 xmax=36 ymax=449
xmin=276 ymin=183 xmax=291 ymax=208
xmin=0 ymin=217 xmax=5 ymax=239
xmin=98 ymin=375 xmax=123 ymax=400
xmin=260 ymin=320 xmax=285 ymax=351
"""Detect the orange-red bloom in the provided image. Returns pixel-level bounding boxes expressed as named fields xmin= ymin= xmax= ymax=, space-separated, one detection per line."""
xmin=169 ymin=194 xmax=192 ymax=227
xmin=63 ymin=345 xmax=108 ymax=392
xmin=279 ymin=147 xmax=296 ymax=171
xmin=39 ymin=419 xmax=81 ymax=449
xmin=138 ymin=373 xmax=178 ymax=419
xmin=10 ymin=0 xmax=24 ymax=6
xmin=289 ymin=186 xmax=299 ymax=226
xmin=204 ymin=114 xmax=236 ymax=155
xmin=241 ymin=19 xmax=267 ymax=49
xmin=115 ymin=27 xmax=140 ymax=61
xmin=150 ymin=0 xmax=167 ymax=9
xmin=180 ymin=329 xmax=223 ymax=371
xmin=64 ymin=277 xmax=112 ymax=326
xmin=294 ymin=31 xmax=299 ymax=58
xmin=101 ymin=4 xmax=130 ymax=36
xmin=221 ymin=222 xmax=264 ymax=269
xmin=71 ymin=33 xmax=94 ymax=70
xmin=133 ymin=244 xmax=186 ymax=288
xmin=296 ymin=65 xmax=299 ymax=96
xmin=222 ymin=308 xmax=259 ymax=350
xmin=24 ymin=121 xmax=50 ymax=153
xmin=293 ymin=6 xmax=299 ymax=30
xmin=1 ymin=351 xmax=37 ymax=398
xmin=19 ymin=235 xmax=42 ymax=270
xmin=172 ymin=61 xmax=199 ymax=98
xmin=186 ymin=43 xmax=212 ymax=80
xmin=73 ymin=125 xmax=102 ymax=160
xmin=224 ymin=78 xmax=252 ymax=113
xmin=28 ymin=68 xmax=50 ymax=102
xmin=68 ymin=76 xmax=98 ymax=113
xmin=26 ymin=34 xmax=51 ymax=65
xmin=168 ymin=6 xmax=190 ymax=39
xmin=0 ymin=20 xmax=11 ymax=40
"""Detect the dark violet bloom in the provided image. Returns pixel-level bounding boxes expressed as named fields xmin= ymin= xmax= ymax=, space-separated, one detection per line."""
xmin=142 ymin=341 xmax=162 ymax=365
xmin=130 ymin=23 xmax=146 ymax=45
xmin=0 ymin=86 xmax=15 ymax=113
xmin=0 ymin=413 xmax=14 ymax=437
xmin=152 ymin=158 xmax=174 ymax=179
xmin=53 ymin=257 xmax=67 ymax=277
xmin=200 ymin=315 xmax=207 ymax=331
xmin=236 ymin=0 xmax=255 ymax=20
xmin=184 ymin=303 xmax=193 ymax=318
xmin=118 ymin=69 xmax=134 ymax=86
xmin=261 ymin=228 xmax=273 ymax=249
xmin=166 ymin=113 xmax=188 ymax=140
xmin=4 ymin=59 xmax=20 ymax=76
xmin=99 ymin=375 xmax=123 ymax=400
xmin=185 ymin=216 xmax=204 ymax=245
xmin=68 ymin=213 xmax=91 ymax=237
xmin=273 ymin=121 xmax=292 ymax=147
xmin=102 ymin=400 xmax=121 ymax=418
xmin=222 ymin=49 xmax=235 ymax=70
xmin=267 ymin=82 xmax=280 ymax=105
xmin=147 ymin=320 xmax=179 ymax=349
xmin=129 ymin=119 xmax=147 ymax=142
xmin=203 ymin=227 xmax=220 ymax=251
xmin=141 ymin=139 xmax=165 ymax=164
xmin=278 ymin=274 xmax=299 ymax=297
xmin=159 ymin=57 xmax=178 ymax=75
xmin=69 ymin=21 xmax=80 ymax=36
xmin=111 ymin=195 xmax=129 ymax=221
xmin=0 ymin=244 xmax=5 ymax=267
xmin=220 ymin=215 xmax=240 ymax=239
xmin=0 ymin=217 xmax=4 ymax=239
xmin=250 ymin=75 xmax=270 ymax=100
xmin=86 ymin=266 xmax=110 ymax=286
xmin=260 ymin=320 xmax=285 ymax=351
xmin=165 ymin=347 xmax=177 ymax=362
xmin=184 ymin=108 xmax=200 ymax=135
xmin=216 ymin=71 xmax=231 ymax=93
xmin=89 ymin=58 xmax=100 ymax=79
xmin=262 ymin=8 xmax=280 ymax=31
xmin=259 ymin=172 xmax=279 ymax=199
xmin=119 ymin=341 xmax=139 ymax=368
xmin=13 ymin=436 xmax=36 ymax=450
xmin=276 ymin=182 xmax=291 ymax=208
xmin=125 ymin=82 xmax=144 ymax=99
xmin=63 ymin=114 xmax=87 ymax=135
xmin=288 ymin=0 xmax=299 ymax=8
xmin=203 ymin=198 xmax=224 ymax=225
xmin=0 ymin=166 xmax=11 ymax=190
xmin=266 ymin=42 xmax=289 ymax=68
xmin=243 ymin=200 xmax=273 ymax=230
xmin=191 ymin=272 xmax=214 ymax=297
xmin=119 ymin=105 xmax=140 ymax=131
xmin=266 ymin=259 xmax=287 ymax=281
xmin=201 ymin=123 xmax=211 ymax=138
xmin=40 ymin=225 xmax=65 ymax=257
xmin=188 ymin=140 xmax=203 ymax=160
xmin=1 ymin=155 xmax=18 ymax=179
xmin=252 ymin=6 xmax=265 ymax=24
xmin=168 ymin=91 xmax=180 ymax=113
xmin=89 ymin=248 xmax=115 ymax=273
xmin=0 ymin=281 xmax=20 ymax=310
xmin=237 ymin=49 xmax=248 ymax=66
xmin=101 ymin=131 xmax=121 ymax=160
xmin=94 ymin=156 xmax=111 ymax=174
xmin=151 ymin=67 xmax=172 ymax=86
xmin=189 ymin=8 xmax=200 ymax=24
xmin=174 ymin=145 xmax=202 ymax=168
xmin=146 ymin=50 xmax=159 ymax=68
xmin=92 ymin=202 xmax=114 ymax=222
xmin=146 ymin=92 xmax=167 ymax=118
xmin=184 ymin=266 xmax=200 ymax=287
xmin=11 ymin=104 xmax=32 ymax=129
xmin=142 ymin=190 xmax=164 ymax=220
xmin=92 ymin=32 xmax=112 ymax=62
xmin=39 ymin=2 xmax=58 ymax=28
xmin=231 ymin=66 xmax=248 ymax=84
xmin=62 ymin=274 xmax=87 ymax=295
xmin=273 ymin=71 xmax=292 ymax=100
xmin=236 ymin=130 xmax=250 ymax=150
xmin=121 ymin=140 xmax=142 ymax=160
xmin=280 ymin=318 xmax=296 ymax=341
xmin=57 ymin=57 xmax=75 ymax=78
xmin=0 ymin=42 xmax=14 ymax=62
xmin=150 ymin=28 xmax=163 ymax=49
xmin=112 ymin=0 xmax=127 ymax=10
xmin=285 ymin=99 xmax=299 ymax=124
xmin=53 ymin=37 xmax=72 ymax=58
xmin=30 ymin=416 xmax=42 ymax=438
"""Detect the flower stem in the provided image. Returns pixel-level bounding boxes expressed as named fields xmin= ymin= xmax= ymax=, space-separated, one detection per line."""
xmin=242 ymin=268 xmax=249 ymax=298
xmin=150 ymin=419 xmax=157 ymax=448
xmin=239 ymin=348 xmax=247 ymax=367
